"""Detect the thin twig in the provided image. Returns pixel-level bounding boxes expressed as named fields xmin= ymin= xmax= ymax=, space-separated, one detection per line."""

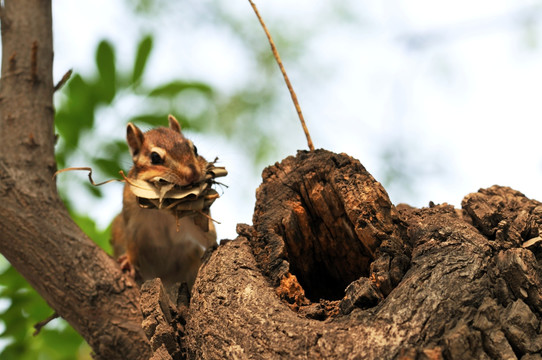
xmin=248 ymin=0 xmax=315 ymax=151
xmin=33 ymin=312 xmax=58 ymax=336
xmin=198 ymin=209 xmax=221 ymax=224
xmin=53 ymin=167 xmax=122 ymax=186
xmin=54 ymin=69 xmax=73 ymax=92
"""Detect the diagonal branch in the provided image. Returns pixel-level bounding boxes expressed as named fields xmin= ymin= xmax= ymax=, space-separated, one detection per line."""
xmin=0 ymin=0 xmax=150 ymax=358
xmin=248 ymin=0 xmax=315 ymax=151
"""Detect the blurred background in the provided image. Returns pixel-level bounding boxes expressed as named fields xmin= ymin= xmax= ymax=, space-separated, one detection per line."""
xmin=2 ymin=0 xmax=542 ymax=357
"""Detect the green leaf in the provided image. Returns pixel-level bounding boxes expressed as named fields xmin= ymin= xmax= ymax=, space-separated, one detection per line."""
xmin=104 ymin=140 xmax=130 ymax=161
xmin=94 ymin=158 xmax=123 ymax=179
xmin=132 ymin=35 xmax=153 ymax=84
xmin=54 ymin=74 xmax=96 ymax=151
xmin=95 ymin=40 xmax=116 ymax=103
xmin=40 ymin=325 xmax=85 ymax=358
xmin=0 ymin=260 xmax=88 ymax=360
xmin=84 ymin=182 xmax=103 ymax=198
xmin=67 ymin=212 xmax=112 ymax=252
xmin=148 ymin=80 xmax=212 ymax=97
xmin=129 ymin=114 xmax=178 ymax=127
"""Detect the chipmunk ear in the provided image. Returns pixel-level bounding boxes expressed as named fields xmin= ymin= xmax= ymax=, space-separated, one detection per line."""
xmin=127 ymin=123 xmax=144 ymax=157
xmin=168 ymin=114 xmax=182 ymax=134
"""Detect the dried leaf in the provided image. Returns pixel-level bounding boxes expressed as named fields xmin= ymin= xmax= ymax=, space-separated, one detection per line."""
xmin=54 ymin=162 xmax=228 ymax=224
xmin=125 ymin=163 xmax=227 ymax=219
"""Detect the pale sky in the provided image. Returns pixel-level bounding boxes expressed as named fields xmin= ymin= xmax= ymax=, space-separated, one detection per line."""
xmin=53 ymin=0 xmax=542 ymax=240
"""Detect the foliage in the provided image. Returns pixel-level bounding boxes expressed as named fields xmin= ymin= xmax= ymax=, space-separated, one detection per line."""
xmin=0 ymin=1 xmax=354 ymax=357
xmin=0 ymin=1 xmax=534 ymax=355
xmin=0 ymin=213 xmax=108 ymax=359
xmin=54 ymin=35 xmax=217 ymax=187
xmin=0 ymin=262 xmax=89 ymax=360
xmin=1 ymin=10 xmax=298 ymax=354
xmin=1 ymin=33 xmax=220 ymax=358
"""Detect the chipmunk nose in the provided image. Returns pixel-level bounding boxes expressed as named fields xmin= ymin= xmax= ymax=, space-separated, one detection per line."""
xmin=185 ymin=163 xmax=199 ymax=184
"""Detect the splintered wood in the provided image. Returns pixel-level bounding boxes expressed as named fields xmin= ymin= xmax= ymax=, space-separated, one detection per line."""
xmin=180 ymin=150 xmax=542 ymax=359
xmin=251 ymin=149 xmax=409 ymax=302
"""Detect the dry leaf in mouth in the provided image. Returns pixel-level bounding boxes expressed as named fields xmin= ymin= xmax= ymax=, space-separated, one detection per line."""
xmin=125 ymin=163 xmax=227 ymax=232
xmin=124 ymin=164 xmax=227 ymax=211
xmin=53 ymin=162 xmax=228 ymax=231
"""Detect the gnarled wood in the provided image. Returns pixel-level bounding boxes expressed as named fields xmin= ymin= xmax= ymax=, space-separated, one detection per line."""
xmin=4 ymin=0 xmax=541 ymax=358
xmin=0 ymin=1 xmax=150 ymax=358
xmin=175 ymin=150 xmax=542 ymax=359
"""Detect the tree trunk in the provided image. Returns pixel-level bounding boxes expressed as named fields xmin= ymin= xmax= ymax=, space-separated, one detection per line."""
xmin=2 ymin=1 xmax=542 ymax=359
xmin=0 ymin=1 xmax=150 ymax=358
xmin=168 ymin=150 xmax=542 ymax=360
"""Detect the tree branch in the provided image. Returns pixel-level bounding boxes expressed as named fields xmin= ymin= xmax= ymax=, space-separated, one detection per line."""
xmin=248 ymin=0 xmax=315 ymax=152
xmin=33 ymin=312 xmax=58 ymax=336
xmin=184 ymin=151 xmax=542 ymax=359
xmin=0 ymin=0 xmax=150 ymax=358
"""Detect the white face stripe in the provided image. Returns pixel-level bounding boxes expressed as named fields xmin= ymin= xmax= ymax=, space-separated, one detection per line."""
xmin=150 ymin=147 xmax=166 ymax=159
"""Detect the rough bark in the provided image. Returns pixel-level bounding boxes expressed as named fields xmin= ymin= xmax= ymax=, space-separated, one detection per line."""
xmin=0 ymin=1 xmax=151 ymax=358
xmin=166 ymin=150 xmax=542 ymax=360
xmin=2 ymin=2 xmax=541 ymax=359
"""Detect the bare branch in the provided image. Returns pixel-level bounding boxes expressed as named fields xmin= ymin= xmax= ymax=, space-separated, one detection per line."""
xmin=0 ymin=0 xmax=150 ymax=358
xmin=54 ymin=68 xmax=72 ymax=92
xmin=33 ymin=312 xmax=58 ymax=336
xmin=248 ymin=0 xmax=315 ymax=151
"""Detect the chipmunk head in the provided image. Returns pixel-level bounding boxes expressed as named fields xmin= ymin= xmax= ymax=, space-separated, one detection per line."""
xmin=126 ymin=115 xmax=206 ymax=187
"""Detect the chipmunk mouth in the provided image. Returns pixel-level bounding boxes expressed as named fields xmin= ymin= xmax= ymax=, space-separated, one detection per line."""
xmin=150 ymin=173 xmax=194 ymax=188
xmin=125 ymin=163 xmax=227 ymax=210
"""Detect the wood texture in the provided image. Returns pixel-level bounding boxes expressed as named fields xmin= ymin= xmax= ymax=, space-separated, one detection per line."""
xmin=0 ymin=1 xmax=150 ymax=358
xmin=2 ymin=1 xmax=541 ymax=357
xmin=172 ymin=150 xmax=542 ymax=359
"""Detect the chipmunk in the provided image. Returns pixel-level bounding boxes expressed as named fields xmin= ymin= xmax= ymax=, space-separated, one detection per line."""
xmin=111 ymin=115 xmax=216 ymax=291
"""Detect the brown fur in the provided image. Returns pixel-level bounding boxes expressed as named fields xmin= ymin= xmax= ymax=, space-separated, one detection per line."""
xmin=111 ymin=117 xmax=216 ymax=290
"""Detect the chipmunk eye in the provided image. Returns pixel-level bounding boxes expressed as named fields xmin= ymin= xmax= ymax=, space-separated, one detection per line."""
xmin=150 ymin=151 xmax=163 ymax=165
xmin=193 ymin=145 xmax=198 ymax=157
